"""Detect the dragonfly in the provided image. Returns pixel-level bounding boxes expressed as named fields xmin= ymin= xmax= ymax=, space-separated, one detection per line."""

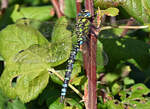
xmin=13 ymin=11 xmax=140 ymax=102
xmin=59 ymin=10 xmax=140 ymax=102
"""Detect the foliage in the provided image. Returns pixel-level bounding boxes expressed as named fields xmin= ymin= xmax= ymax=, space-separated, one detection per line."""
xmin=0 ymin=0 xmax=150 ymax=109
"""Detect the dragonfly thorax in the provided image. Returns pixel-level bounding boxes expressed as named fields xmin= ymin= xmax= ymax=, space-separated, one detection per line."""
xmin=78 ymin=10 xmax=91 ymax=19
xmin=75 ymin=15 xmax=91 ymax=40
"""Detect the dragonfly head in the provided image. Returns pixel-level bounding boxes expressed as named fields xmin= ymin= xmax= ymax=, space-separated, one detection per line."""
xmin=78 ymin=9 xmax=91 ymax=18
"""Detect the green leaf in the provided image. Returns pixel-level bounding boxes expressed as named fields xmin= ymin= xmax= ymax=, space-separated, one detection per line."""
xmin=120 ymin=84 xmax=150 ymax=109
xmin=50 ymin=70 xmax=64 ymax=85
xmin=7 ymin=99 xmax=26 ymax=109
xmin=71 ymin=75 xmax=86 ymax=86
xmin=143 ymin=0 xmax=150 ymax=17
xmin=128 ymin=100 xmax=150 ymax=109
xmin=94 ymin=0 xmax=119 ymax=9
xmin=70 ymin=62 xmax=81 ymax=80
xmin=121 ymin=0 xmax=150 ymax=24
xmin=0 ymin=22 xmax=48 ymax=61
xmin=0 ymin=60 xmax=50 ymax=103
xmin=11 ymin=4 xmax=54 ymax=22
xmin=50 ymin=62 xmax=82 ymax=85
xmin=126 ymin=58 xmax=141 ymax=70
xmin=38 ymin=81 xmax=60 ymax=106
xmin=129 ymin=83 xmax=150 ymax=99
xmin=13 ymin=18 xmax=73 ymax=67
xmin=0 ymin=16 xmax=74 ymax=103
xmin=115 ymin=64 xmax=131 ymax=77
xmin=103 ymin=7 xmax=119 ymax=16
xmin=47 ymin=97 xmax=64 ymax=109
xmin=64 ymin=98 xmax=82 ymax=109
xmin=64 ymin=0 xmax=77 ymax=18
xmin=123 ymin=77 xmax=135 ymax=85
xmin=119 ymin=91 xmax=127 ymax=101
xmin=0 ymin=63 xmax=20 ymax=98
xmin=16 ymin=70 xmax=49 ymax=103
xmin=105 ymin=83 xmax=150 ymax=109
xmin=111 ymin=83 xmax=121 ymax=95
xmin=96 ymin=40 xmax=109 ymax=72
xmin=106 ymin=100 xmax=124 ymax=109
xmin=0 ymin=89 xmax=9 ymax=109
xmin=13 ymin=44 xmax=59 ymax=68
xmin=100 ymin=28 xmax=124 ymax=39
xmin=49 ymin=17 xmax=73 ymax=66
xmin=0 ymin=55 xmax=3 ymax=61
xmin=94 ymin=0 xmax=150 ymax=24
xmin=101 ymin=38 xmax=150 ymax=71
xmin=101 ymin=73 xmax=119 ymax=83
xmin=12 ymin=45 xmax=51 ymax=103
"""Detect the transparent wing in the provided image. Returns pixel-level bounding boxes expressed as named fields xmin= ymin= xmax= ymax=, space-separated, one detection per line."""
xmin=14 ymin=17 xmax=109 ymax=68
xmin=81 ymin=38 xmax=108 ymax=68
xmin=99 ymin=18 xmax=141 ymax=39
xmin=101 ymin=18 xmax=140 ymax=26
xmin=14 ymin=17 xmax=76 ymax=67
xmin=16 ymin=17 xmax=76 ymax=39
xmin=16 ymin=18 xmax=138 ymax=40
xmin=102 ymin=50 xmax=109 ymax=66
xmin=80 ymin=19 xmax=140 ymax=68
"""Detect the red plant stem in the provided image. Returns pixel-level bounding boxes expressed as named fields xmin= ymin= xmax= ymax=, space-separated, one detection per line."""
xmin=84 ymin=84 xmax=88 ymax=109
xmin=0 ymin=0 xmax=8 ymax=15
xmin=1 ymin=0 xmax=8 ymax=9
xmin=51 ymin=0 xmax=63 ymax=18
xmin=85 ymin=0 xmax=97 ymax=109
xmin=84 ymin=0 xmax=94 ymax=15
xmin=75 ymin=1 xmax=97 ymax=108
xmin=88 ymin=35 xmax=97 ymax=109
xmin=76 ymin=0 xmax=81 ymax=20
xmin=59 ymin=0 xmax=64 ymax=14
xmin=121 ymin=17 xmax=135 ymax=37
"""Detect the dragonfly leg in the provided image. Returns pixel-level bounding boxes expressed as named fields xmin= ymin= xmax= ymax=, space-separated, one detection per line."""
xmin=89 ymin=24 xmax=99 ymax=38
xmin=90 ymin=30 xmax=98 ymax=39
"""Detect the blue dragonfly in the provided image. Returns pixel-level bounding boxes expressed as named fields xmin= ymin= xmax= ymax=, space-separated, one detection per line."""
xmin=14 ymin=14 xmax=141 ymax=102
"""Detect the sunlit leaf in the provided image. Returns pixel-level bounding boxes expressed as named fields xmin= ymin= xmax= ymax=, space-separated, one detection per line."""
xmin=64 ymin=0 xmax=77 ymax=18
xmin=0 ymin=21 xmax=48 ymax=61
xmin=103 ymin=7 xmax=119 ymax=16
xmin=11 ymin=4 xmax=54 ymax=22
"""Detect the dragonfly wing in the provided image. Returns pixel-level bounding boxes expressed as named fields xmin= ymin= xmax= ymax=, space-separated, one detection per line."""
xmin=80 ymin=38 xmax=108 ymax=72
xmin=101 ymin=50 xmax=109 ymax=66
xmin=14 ymin=37 xmax=73 ymax=67
xmin=16 ymin=17 xmax=76 ymax=39
xmin=14 ymin=17 xmax=76 ymax=67
xmin=102 ymin=18 xmax=139 ymax=26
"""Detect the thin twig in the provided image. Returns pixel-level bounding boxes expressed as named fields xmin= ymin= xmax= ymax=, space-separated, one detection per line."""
xmin=59 ymin=0 xmax=64 ymax=14
xmin=1 ymin=0 xmax=8 ymax=9
xmin=83 ymin=83 xmax=88 ymax=109
xmin=0 ymin=0 xmax=8 ymax=15
xmin=76 ymin=0 xmax=82 ymax=20
xmin=121 ymin=18 xmax=135 ymax=37
xmin=48 ymin=68 xmax=83 ymax=98
xmin=51 ymin=0 xmax=64 ymax=18
xmin=101 ymin=25 xmax=149 ymax=31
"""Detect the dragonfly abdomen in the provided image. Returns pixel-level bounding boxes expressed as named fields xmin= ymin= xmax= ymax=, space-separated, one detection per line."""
xmin=60 ymin=10 xmax=91 ymax=102
xmin=60 ymin=43 xmax=80 ymax=102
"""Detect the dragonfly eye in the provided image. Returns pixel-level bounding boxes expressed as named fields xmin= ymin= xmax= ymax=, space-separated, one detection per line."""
xmin=86 ymin=12 xmax=91 ymax=17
